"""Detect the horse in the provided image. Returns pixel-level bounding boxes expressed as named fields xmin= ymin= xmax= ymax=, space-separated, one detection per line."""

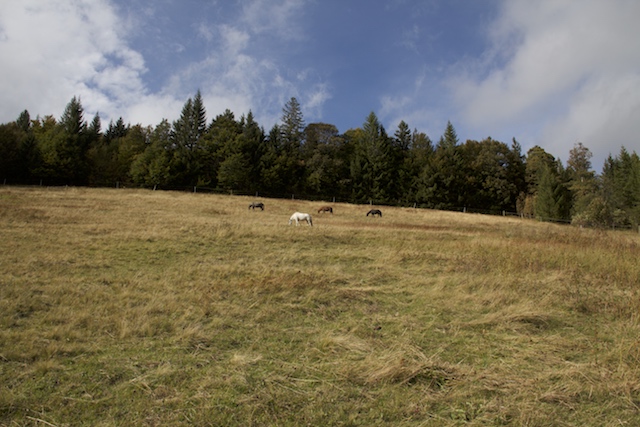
xmin=249 ymin=202 xmax=264 ymax=210
xmin=289 ymin=212 xmax=313 ymax=226
xmin=317 ymin=206 xmax=333 ymax=214
xmin=367 ymin=209 xmax=382 ymax=217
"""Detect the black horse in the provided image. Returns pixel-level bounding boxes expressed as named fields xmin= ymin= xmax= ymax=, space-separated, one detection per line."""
xmin=249 ymin=202 xmax=264 ymax=210
xmin=366 ymin=209 xmax=382 ymax=217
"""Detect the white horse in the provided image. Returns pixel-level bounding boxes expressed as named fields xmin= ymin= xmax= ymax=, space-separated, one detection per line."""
xmin=289 ymin=212 xmax=313 ymax=226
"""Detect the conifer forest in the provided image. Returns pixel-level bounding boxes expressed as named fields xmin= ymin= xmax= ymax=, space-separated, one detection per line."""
xmin=1 ymin=93 xmax=638 ymax=229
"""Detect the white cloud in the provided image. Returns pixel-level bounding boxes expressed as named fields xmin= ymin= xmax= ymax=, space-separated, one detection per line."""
xmin=0 ymin=0 xmax=331 ymax=133
xmin=450 ymin=0 xmax=640 ymax=167
xmin=0 ymin=0 xmax=149 ymax=124
xmin=241 ymin=0 xmax=307 ymax=39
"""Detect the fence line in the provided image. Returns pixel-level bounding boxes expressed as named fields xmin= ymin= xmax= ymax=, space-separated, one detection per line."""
xmin=2 ymin=180 xmax=637 ymax=231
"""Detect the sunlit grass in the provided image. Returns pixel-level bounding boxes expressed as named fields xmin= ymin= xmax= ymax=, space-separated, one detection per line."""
xmin=1 ymin=186 xmax=640 ymax=426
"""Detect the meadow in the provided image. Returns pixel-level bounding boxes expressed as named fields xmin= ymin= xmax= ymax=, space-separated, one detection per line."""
xmin=1 ymin=186 xmax=640 ymax=426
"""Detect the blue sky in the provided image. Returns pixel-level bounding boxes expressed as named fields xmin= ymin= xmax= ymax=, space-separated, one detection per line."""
xmin=1 ymin=0 xmax=639 ymax=171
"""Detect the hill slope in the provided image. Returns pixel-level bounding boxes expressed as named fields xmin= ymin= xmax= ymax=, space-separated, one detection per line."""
xmin=1 ymin=186 xmax=639 ymax=426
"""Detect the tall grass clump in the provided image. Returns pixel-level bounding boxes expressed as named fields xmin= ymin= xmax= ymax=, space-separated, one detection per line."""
xmin=1 ymin=186 xmax=640 ymax=426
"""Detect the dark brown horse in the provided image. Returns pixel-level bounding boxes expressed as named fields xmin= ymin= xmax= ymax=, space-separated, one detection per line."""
xmin=317 ymin=206 xmax=333 ymax=214
xmin=249 ymin=202 xmax=264 ymax=210
xmin=366 ymin=209 xmax=382 ymax=217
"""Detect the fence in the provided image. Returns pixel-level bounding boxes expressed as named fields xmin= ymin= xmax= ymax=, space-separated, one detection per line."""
xmin=2 ymin=179 xmax=638 ymax=232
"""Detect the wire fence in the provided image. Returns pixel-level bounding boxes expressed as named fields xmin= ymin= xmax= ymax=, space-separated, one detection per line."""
xmin=2 ymin=179 xmax=638 ymax=232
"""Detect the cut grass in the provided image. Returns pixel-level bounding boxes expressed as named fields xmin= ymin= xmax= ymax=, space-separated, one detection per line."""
xmin=1 ymin=186 xmax=640 ymax=426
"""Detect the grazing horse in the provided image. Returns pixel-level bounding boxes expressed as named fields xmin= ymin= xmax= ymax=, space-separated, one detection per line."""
xmin=289 ymin=212 xmax=313 ymax=226
xmin=249 ymin=202 xmax=264 ymax=210
xmin=367 ymin=209 xmax=382 ymax=217
xmin=317 ymin=206 xmax=333 ymax=214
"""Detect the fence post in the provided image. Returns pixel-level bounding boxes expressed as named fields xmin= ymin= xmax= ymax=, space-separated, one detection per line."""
xmin=292 ymin=194 xmax=294 ymax=200
xmin=194 ymin=186 xmax=197 ymax=193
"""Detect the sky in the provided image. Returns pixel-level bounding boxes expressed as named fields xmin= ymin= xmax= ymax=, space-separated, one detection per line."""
xmin=1 ymin=0 xmax=639 ymax=172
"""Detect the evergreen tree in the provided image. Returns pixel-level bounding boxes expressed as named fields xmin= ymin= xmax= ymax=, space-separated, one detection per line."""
xmin=16 ymin=110 xmax=31 ymax=132
xmin=302 ymin=123 xmax=347 ymax=198
xmin=350 ymin=112 xmax=394 ymax=203
xmin=200 ymin=109 xmax=241 ymax=188
xmin=169 ymin=91 xmax=208 ymax=185
xmin=130 ymin=120 xmax=171 ymax=187
xmin=277 ymin=97 xmax=306 ymax=194
xmin=566 ymin=142 xmax=597 ymax=217
xmin=105 ymin=117 xmax=128 ymax=142
xmin=0 ymin=110 xmax=38 ymax=183
xmin=420 ymin=121 xmax=464 ymax=209
xmin=601 ymin=147 xmax=640 ymax=227
xmin=34 ymin=97 xmax=90 ymax=184
xmin=392 ymin=121 xmax=412 ymax=202
xmin=534 ymin=162 xmax=571 ymax=222
xmin=281 ymin=97 xmax=305 ymax=149
xmin=439 ymin=120 xmax=459 ymax=150
xmin=60 ymin=96 xmax=86 ymax=136
xmin=259 ymin=125 xmax=286 ymax=195
xmin=407 ymin=130 xmax=434 ymax=205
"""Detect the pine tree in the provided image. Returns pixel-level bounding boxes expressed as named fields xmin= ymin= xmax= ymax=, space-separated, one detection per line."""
xmin=350 ymin=112 xmax=394 ymax=203
xmin=105 ymin=117 xmax=128 ymax=142
xmin=60 ymin=96 xmax=86 ymax=136
xmin=566 ymin=142 xmax=597 ymax=217
xmin=281 ymin=97 xmax=305 ymax=149
xmin=277 ymin=97 xmax=305 ymax=193
xmin=169 ymin=91 xmax=208 ymax=185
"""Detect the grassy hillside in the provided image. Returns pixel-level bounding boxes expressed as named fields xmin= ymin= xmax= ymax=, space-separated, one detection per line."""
xmin=1 ymin=186 xmax=639 ymax=426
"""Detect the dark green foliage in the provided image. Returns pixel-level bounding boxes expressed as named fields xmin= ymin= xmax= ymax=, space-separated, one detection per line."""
xmin=533 ymin=160 xmax=571 ymax=222
xmin=458 ymin=138 xmax=522 ymax=211
xmin=2 ymin=92 xmax=637 ymax=229
xmin=413 ymin=121 xmax=465 ymax=209
xmin=566 ymin=142 xmax=597 ymax=217
xmin=130 ymin=120 xmax=172 ymax=187
xmin=105 ymin=117 xmax=128 ymax=142
xmin=302 ymin=123 xmax=349 ymax=198
xmin=167 ymin=91 xmax=208 ymax=186
xmin=350 ymin=112 xmax=395 ymax=203
xmin=601 ymin=147 xmax=640 ymax=227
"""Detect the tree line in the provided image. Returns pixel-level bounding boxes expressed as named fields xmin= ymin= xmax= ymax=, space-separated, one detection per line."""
xmin=1 ymin=93 xmax=638 ymax=228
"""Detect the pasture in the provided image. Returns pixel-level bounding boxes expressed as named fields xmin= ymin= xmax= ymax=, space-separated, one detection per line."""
xmin=1 ymin=186 xmax=640 ymax=426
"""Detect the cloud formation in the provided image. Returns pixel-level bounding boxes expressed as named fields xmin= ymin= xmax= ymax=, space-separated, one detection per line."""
xmin=450 ymin=0 xmax=640 ymax=166
xmin=0 ymin=0 xmax=148 ymax=123
xmin=0 ymin=0 xmax=326 ymax=129
xmin=1 ymin=0 xmax=638 ymax=170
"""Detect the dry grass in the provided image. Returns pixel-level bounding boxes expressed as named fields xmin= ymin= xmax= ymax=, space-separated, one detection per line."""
xmin=1 ymin=186 xmax=640 ymax=426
